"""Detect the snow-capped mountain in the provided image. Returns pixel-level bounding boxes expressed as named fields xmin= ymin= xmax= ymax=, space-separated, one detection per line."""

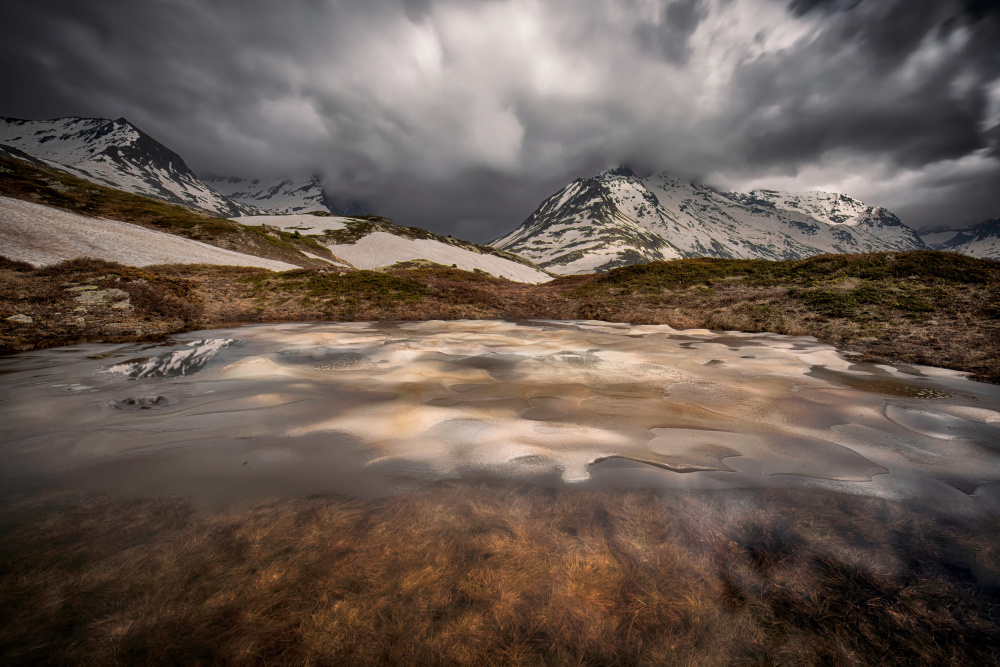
xmin=0 ymin=116 xmax=256 ymax=216
xmin=491 ymin=165 xmax=926 ymax=274
xmin=922 ymin=219 xmax=1000 ymax=259
xmin=203 ymin=175 xmax=330 ymax=215
xmin=203 ymin=175 xmax=369 ymax=216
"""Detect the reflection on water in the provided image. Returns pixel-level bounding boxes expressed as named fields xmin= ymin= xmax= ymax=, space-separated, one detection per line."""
xmin=807 ymin=365 xmax=953 ymax=398
xmin=108 ymin=339 xmax=234 ymax=378
xmin=1 ymin=320 xmax=999 ymax=507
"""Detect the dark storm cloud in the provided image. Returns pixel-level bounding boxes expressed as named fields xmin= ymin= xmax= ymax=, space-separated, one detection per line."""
xmin=634 ymin=0 xmax=708 ymax=65
xmin=0 ymin=0 xmax=997 ymax=237
xmin=707 ymin=0 xmax=1000 ymax=228
xmin=787 ymin=0 xmax=863 ymax=17
xmin=729 ymin=2 xmax=985 ymax=167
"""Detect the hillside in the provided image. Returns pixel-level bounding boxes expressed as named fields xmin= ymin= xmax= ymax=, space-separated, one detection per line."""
xmin=0 ymin=196 xmax=296 ymax=271
xmin=492 ymin=166 xmax=927 ymax=274
xmin=0 ymin=151 xmax=551 ymax=282
xmin=229 ymin=213 xmax=552 ymax=282
xmin=0 ymin=152 xmax=340 ymax=268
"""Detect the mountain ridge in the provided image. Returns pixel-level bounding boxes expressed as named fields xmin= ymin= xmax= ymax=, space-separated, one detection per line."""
xmin=924 ymin=218 xmax=1000 ymax=259
xmin=203 ymin=174 xmax=370 ymax=216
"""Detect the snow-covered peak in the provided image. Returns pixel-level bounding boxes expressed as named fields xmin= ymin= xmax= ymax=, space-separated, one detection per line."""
xmin=850 ymin=206 xmax=905 ymax=228
xmin=204 ymin=174 xmax=331 ymax=214
xmin=645 ymin=173 xmax=698 ymax=191
xmin=724 ymin=189 xmax=870 ymax=226
xmin=492 ymin=167 xmax=927 ymax=274
xmin=595 ymin=163 xmax=638 ymax=180
xmin=931 ymin=218 xmax=1000 ymax=259
xmin=0 ymin=116 xmax=254 ymax=216
xmin=0 ymin=116 xmax=144 ymax=166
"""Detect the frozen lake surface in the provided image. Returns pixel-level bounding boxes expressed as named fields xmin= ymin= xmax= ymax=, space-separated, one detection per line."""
xmin=2 ymin=320 xmax=999 ymax=508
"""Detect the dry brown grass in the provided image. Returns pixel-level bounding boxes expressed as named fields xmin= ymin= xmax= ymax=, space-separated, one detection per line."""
xmin=0 ymin=258 xmax=205 ymax=352
xmin=2 ymin=483 xmax=999 ymax=665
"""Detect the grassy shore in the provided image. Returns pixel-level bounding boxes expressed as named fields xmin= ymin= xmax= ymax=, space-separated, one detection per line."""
xmin=2 ymin=482 xmax=999 ymax=665
xmin=2 ymin=250 xmax=998 ymax=381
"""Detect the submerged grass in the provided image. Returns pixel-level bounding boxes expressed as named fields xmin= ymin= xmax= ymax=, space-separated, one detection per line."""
xmin=1 ymin=482 xmax=999 ymax=665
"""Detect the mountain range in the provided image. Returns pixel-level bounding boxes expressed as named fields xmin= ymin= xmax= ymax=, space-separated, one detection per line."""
xmin=920 ymin=219 xmax=1000 ymax=259
xmin=1 ymin=115 xmax=996 ymax=269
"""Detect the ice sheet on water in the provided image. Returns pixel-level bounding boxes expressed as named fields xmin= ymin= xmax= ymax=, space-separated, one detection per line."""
xmin=1 ymin=320 xmax=999 ymax=504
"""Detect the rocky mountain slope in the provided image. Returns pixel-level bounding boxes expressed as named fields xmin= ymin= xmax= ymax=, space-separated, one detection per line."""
xmin=203 ymin=175 xmax=368 ymax=216
xmin=920 ymin=219 xmax=1000 ymax=259
xmin=491 ymin=166 xmax=927 ymax=274
xmin=0 ymin=116 xmax=256 ymax=217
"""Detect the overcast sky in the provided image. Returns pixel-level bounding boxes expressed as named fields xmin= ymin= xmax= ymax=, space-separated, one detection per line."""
xmin=1 ymin=0 xmax=998 ymax=240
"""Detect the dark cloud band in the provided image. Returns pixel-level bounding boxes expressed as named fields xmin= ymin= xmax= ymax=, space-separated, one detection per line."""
xmin=0 ymin=0 xmax=996 ymax=237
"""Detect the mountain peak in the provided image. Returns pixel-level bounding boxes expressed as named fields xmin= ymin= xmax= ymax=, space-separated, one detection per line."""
xmin=596 ymin=163 xmax=637 ymax=179
xmin=0 ymin=115 xmax=253 ymax=217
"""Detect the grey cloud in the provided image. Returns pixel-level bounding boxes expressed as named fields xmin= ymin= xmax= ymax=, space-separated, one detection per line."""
xmin=714 ymin=0 xmax=1000 ymax=227
xmin=787 ymin=0 xmax=863 ymax=17
xmin=401 ymin=0 xmax=432 ymax=21
xmin=634 ymin=0 xmax=708 ymax=65
xmin=0 ymin=0 xmax=997 ymax=238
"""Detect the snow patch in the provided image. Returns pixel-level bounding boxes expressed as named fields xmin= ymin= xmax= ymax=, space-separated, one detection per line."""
xmin=324 ymin=232 xmax=550 ymax=283
xmin=0 ymin=196 xmax=296 ymax=270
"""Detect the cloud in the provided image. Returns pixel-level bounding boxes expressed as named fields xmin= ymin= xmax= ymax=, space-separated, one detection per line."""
xmin=0 ymin=0 xmax=997 ymax=238
xmin=635 ymin=0 xmax=709 ymax=65
xmin=787 ymin=0 xmax=863 ymax=17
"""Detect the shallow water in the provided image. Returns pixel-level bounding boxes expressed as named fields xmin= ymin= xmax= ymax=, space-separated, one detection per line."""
xmin=1 ymin=320 xmax=999 ymax=509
